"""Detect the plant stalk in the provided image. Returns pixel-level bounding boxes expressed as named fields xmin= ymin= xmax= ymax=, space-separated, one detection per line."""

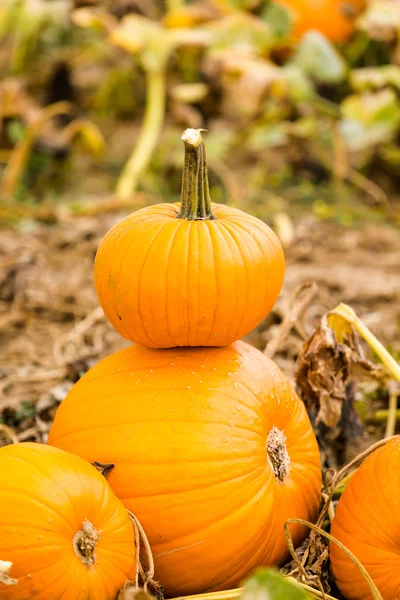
xmin=178 ymin=129 xmax=216 ymax=220
xmin=115 ymin=67 xmax=166 ymax=201
xmin=0 ymin=101 xmax=71 ymax=201
xmin=329 ymin=303 xmax=400 ymax=383
xmin=166 ymin=0 xmax=184 ymax=12
xmin=285 ymin=519 xmax=383 ymax=600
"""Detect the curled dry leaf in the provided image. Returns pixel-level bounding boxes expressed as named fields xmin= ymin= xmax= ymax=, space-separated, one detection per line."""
xmin=295 ymin=312 xmax=379 ymax=428
xmin=281 ymin=534 xmax=330 ymax=595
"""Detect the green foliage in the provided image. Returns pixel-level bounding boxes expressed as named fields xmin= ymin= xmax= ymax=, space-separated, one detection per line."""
xmin=241 ymin=569 xmax=311 ymax=600
xmin=1 ymin=0 xmax=400 ymax=212
xmin=261 ymin=2 xmax=293 ymax=40
xmin=290 ymin=32 xmax=347 ymax=84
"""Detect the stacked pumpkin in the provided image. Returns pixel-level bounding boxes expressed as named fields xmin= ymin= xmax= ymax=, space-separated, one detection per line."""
xmin=0 ymin=129 xmax=322 ymax=600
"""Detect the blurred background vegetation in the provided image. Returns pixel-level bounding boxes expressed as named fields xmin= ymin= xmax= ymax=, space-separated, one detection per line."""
xmin=1 ymin=0 xmax=400 ymax=226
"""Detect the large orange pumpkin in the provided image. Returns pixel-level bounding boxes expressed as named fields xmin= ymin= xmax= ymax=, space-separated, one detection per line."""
xmin=276 ymin=0 xmax=366 ymax=42
xmin=94 ymin=129 xmax=285 ymax=348
xmin=49 ymin=340 xmax=322 ymax=597
xmin=330 ymin=437 xmax=400 ymax=600
xmin=0 ymin=442 xmax=135 ymax=600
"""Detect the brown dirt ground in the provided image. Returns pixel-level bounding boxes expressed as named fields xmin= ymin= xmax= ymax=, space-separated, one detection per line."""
xmin=1 ymin=213 xmax=399 ymax=459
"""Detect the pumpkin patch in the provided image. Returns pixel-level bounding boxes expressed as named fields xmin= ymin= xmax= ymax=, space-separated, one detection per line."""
xmin=48 ymin=340 xmax=321 ymax=597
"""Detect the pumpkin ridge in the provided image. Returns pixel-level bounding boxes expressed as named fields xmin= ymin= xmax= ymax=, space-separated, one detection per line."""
xmin=224 ymin=219 xmax=285 ymax=327
xmin=96 ymin=218 xmax=142 ymax=334
xmin=0 ymin=487 xmax=75 ymax=532
xmin=214 ymin=223 xmax=243 ymax=343
xmin=50 ymin=416 xmax=267 ymax=440
xmin=135 ymin=222 xmax=172 ymax=346
xmin=152 ymin=480 xmax=268 ymax=556
xmin=201 ymin=221 xmax=219 ymax=345
xmin=217 ymin=221 xmax=252 ymax=344
xmin=164 ymin=218 xmax=183 ymax=347
xmin=116 ymin=221 xmax=166 ymax=346
xmin=118 ymin=463 xmax=264 ymax=502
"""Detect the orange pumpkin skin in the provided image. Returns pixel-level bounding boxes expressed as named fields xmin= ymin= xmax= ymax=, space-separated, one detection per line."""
xmin=94 ymin=202 xmax=285 ymax=348
xmin=277 ymin=0 xmax=366 ymax=42
xmin=48 ymin=341 xmax=321 ymax=597
xmin=330 ymin=437 xmax=400 ymax=600
xmin=0 ymin=443 xmax=135 ymax=600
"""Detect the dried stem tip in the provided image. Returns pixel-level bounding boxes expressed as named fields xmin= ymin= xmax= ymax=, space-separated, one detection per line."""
xmin=181 ymin=128 xmax=205 ymax=147
xmin=267 ymin=426 xmax=291 ymax=482
xmin=0 ymin=560 xmax=17 ymax=586
xmin=73 ymin=520 xmax=100 ymax=568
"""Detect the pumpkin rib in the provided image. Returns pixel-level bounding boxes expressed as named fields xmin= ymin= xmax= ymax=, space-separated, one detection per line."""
xmin=217 ymin=222 xmax=247 ymax=343
xmin=49 ymin=416 xmax=266 ymax=441
xmin=185 ymin=221 xmax=194 ymax=346
xmin=202 ymin=221 xmax=219 ymax=346
xmin=216 ymin=221 xmax=250 ymax=345
xmin=164 ymin=218 xmax=183 ymax=347
xmin=0 ymin=487 xmax=75 ymax=532
xmin=118 ymin=221 xmax=166 ymax=346
xmin=112 ymin=218 xmax=161 ymax=344
xmin=97 ymin=218 xmax=143 ymax=339
xmin=118 ymin=463 xmax=265 ymax=502
xmin=224 ymin=219 xmax=285 ymax=331
xmin=152 ymin=479 xmax=268 ymax=555
xmin=28 ymin=561 xmax=80 ymax=600
xmin=231 ymin=219 xmax=277 ymax=342
xmin=175 ymin=220 xmax=192 ymax=346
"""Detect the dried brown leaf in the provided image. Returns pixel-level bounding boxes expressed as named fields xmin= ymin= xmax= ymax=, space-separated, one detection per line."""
xmin=295 ymin=313 xmax=379 ymax=428
xmin=281 ymin=529 xmax=330 ymax=595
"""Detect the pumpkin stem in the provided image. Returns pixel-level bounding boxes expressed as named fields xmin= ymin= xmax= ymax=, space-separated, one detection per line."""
xmin=267 ymin=426 xmax=291 ymax=482
xmin=91 ymin=461 xmax=115 ymax=477
xmin=178 ymin=129 xmax=216 ymax=221
xmin=72 ymin=520 xmax=100 ymax=568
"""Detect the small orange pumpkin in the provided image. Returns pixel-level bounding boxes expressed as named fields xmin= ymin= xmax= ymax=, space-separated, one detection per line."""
xmin=0 ymin=442 xmax=135 ymax=600
xmin=49 ymin=340 xmax=321 ymax=597
xmin=330 ymin=437 xmax=400 ymax=600
xmin=276 ymin=0 xmax=366 ymax=42
xmin=94 ymin=129 xmax=285 ymax=348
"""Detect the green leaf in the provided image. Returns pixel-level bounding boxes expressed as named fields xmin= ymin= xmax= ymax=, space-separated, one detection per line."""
xmin=240 ymin=569 xmax=311 ymax=600
xmin=261 ymin=1 xmax=293 ymax=39
xmin=350 ymin=66 xmax=400 ymax=92
xmin=283 ymin=65 xmax=314 ymax=103
xmin=208 ymin=14 xmax=272 ymax=55
xmin=289 ymin=31 xmax=347 ymax=84
xmin=340 ymin=89 xmax=400 ymax=151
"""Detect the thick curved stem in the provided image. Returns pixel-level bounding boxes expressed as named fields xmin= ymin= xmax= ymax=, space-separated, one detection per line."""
xmin=178 ymin=129 xmax=216 ymax=221
xmin=115 ymin=68 xmax=166 ymax=201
